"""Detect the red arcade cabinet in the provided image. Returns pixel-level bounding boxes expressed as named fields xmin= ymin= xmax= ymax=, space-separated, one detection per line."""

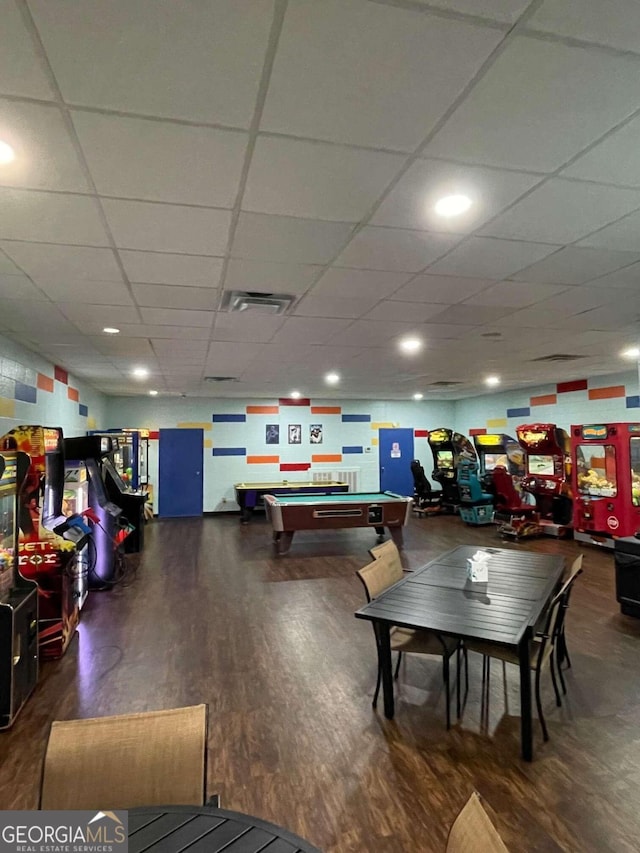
xmin=516 ymin=423 xmax=573 ymax=537
xmin=571 ymin=423 xmax=640 ymax=547
xmin=1 ymin=426 xmax=88 ymax=659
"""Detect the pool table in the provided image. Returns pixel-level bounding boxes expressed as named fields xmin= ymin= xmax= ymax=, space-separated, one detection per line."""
xmin=234 ymin=480 xmax=349 ymax=523
xmin=263 ymin=491 xmax=413 ymax=555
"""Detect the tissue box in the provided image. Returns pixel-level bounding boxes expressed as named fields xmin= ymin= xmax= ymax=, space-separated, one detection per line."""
xmin=467 ymin=550 xmax=490 ymax=583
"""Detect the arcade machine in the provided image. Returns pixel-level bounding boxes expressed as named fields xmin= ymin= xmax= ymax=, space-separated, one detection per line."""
xmin=1 ymin=426 xmax=91 ymax=659
xmin=427 ymin=428 xmax=477 ymax=512
xmin=88 ymin=428 xmax=150 ymax=489
xmin=515 ymin=423 xmax=573 ymax=537
xmin=87 ymin=433 xmax=147 ymax=553
xmin=63 ymin=435 xmax=127 ymax=588
xmin=456 ymin=458 xmax=494 ymax=525
xmin=473 ymin=433 xmax=531 ymax=522
xmin=571 ymin=423 xmax=640 ymax=547
xmin=0 ymin=449 xmax=38 ymax=728
xmin=63 ymin=463 xmax=90 ymax=607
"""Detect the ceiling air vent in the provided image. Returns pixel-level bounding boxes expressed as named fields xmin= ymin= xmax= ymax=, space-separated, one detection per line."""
xmin=203 ymin=376 xmax=238 ymax=383
xmin=222 ymin=290 xmax=295 ymax=315
xmin=530 ymin=354 xmax=587 ymax=363
xmin=429 ymin=381 xmax=463 ymax=387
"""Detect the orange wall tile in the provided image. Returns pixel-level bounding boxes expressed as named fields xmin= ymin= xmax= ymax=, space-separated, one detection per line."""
xmin=311 ymin=453 xmax=342 ymax=463
xmin=247 ymin=455 xmax=280 ymax=464
xmin=588 ymin=385 xmax=626 ymax=400
xmin=67 ymin=387 xmax=79 ymax=402
xmin=311 ymin=406 xmax=341 ymax=414
xmin=37 ymin=373 xmax=54 ymax=393
xmin=530 ymin=393 xmax=557 ymax=406
xmin=247 ymin=405 xmax=279 ymax=414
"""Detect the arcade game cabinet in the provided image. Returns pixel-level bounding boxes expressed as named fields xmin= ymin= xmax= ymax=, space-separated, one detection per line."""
xmin=457 ymin=458 xmax=494 ymax=525
xmin=63 ymin=435 xmax=126 ymax=588
xmin=474 ymin=433 xmax=532 ymax=522
xmin=1 ymin=426 xmax=89 ymax=659
xmin=86 ymin=434 xmax=147 ymax=553
xmin=0 ymin=449 xmax=38 ymax=728
xmin=516 ymin=423 xmax=573 ymax=537
xmin=62 ymin=463 xmax=91 ymax=607
xmin=571 ymin=423 xmax=640 ymax=548
xmin=427 ymin=428 xmax=476 ymax=512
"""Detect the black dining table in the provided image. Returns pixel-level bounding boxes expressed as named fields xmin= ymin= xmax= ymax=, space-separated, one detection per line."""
xmin=129 ymin=806 xmax=321 ymax=853
xmin=355 ymin=544 xmax=565 ymax=761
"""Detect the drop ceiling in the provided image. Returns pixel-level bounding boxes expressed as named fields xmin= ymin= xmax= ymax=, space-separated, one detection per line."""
xmin=2 ymin=0 xmax=640 ymax=399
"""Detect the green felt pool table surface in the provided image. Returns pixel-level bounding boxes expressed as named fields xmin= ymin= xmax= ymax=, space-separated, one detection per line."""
xmin=269 ymin=491 xmax=406 ymax=504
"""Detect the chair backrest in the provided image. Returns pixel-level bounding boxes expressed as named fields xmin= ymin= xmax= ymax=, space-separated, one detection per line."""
xmin=40 ymin=704 xmax=207 ymax=810
xmin=356 ymin=553 xmax=403 ymax=602
xmin=556 ymin=553 xmax=584 ymax=635
xmin=369 ymin=539 xmax=403 ymax=576
xmin=492 ymin=465 xmax=527 ymax=511
xmin=446 ymin=791 xmax=510 ymax=852
xmin=411 ymin=459 xmax=432 ymax=499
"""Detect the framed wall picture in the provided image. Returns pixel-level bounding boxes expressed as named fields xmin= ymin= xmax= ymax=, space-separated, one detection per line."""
xmin=288 ymin=424 xmax=302 ymax=444
xmin=310 ymin=424 xmax=323 ymax=444
xmin=265 ymin=424 xmax=280 ymax=445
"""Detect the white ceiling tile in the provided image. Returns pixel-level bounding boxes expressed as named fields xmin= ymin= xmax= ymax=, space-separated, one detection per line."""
xmin=0 ymin=252 xmax=22 ymax=275
xmin=261 ymin=0 xmax=502 ymax=151
xmin=102 ymin=199 xmax=231 ymax=255
xmin=0 ymin=189 xmax=109 ymax=245
xmin=30 ymin=0 xmax=274 ymax=127
xmin=91 ymin=336 xmax=156 ymax=357
xmin=132 ymin=283 xmax=217 ymax=310
xmin=243 ymin=136 xmax=406 ymax=221
xmin=0 ymin=0 xmax=55 ymax=99
xmin=327 ymin=319 xmax=420 ymax=347
xmin=212 ymin=312 xmax=284 ymax=343
xmin=372 ymin=159 xmax=543 ymax=234
xmin=426 ymin=304 xmax=516 ymax=325
xmin=428 ymin=237 xmax=559 ymax=278
xmin=335 ymin=227 xmax=459 ymax=272
xmin=0 ymin=100 xmax=89 ymax=192
xmin=41 ymin=279 xmax=134 ymax=305
xmin=0 ymin=300 xmax=79 ymax=332
xmin=139 ymin=307 xmax=214 ymax=328
xmin=480 ymin=179 xmax=640 ymax=244
xmin=119 ymin=251 xmax=223 ymax=288
xmin=588 ymin=261 xmax=640 ymax=288
xmin=413 ymin=1 xmax=530 ymax=23
xmin=562 ymin=114 xmax=640 ymax=187
xmin=87 ymin=324 xmax=211 ymax=340
xmin=294 ymin=296 xmax=378 ymax=319
xmin=0 ymin=274 xmax=47 ymax=301
xmin=392 ymin=274 xmax=494 ymax=304
xmin=1 ymin=242 xmax=123 ymax=281
xmin=231 ymin=213 xmax=354 ymax=264
xmin=511 ymin=246 xmax=640 ymax=284
xmin=58 ymin=302 xmax=132 ymax=327
xmin=311 ymin=268 xmax=412 ymax=300
xmin=361 ymin=301 xmax=448 ymax=323
xmin=73 ymin=112 xmax=247 ymax=207
xmin=577 ymin=210 xmax=640 ymax=251
xmin=205 ymin=341 xmax=266 ymax=374
xmin=224 ymin=259 xmax=320 ymax=295
xmin=269 ymin=316 xmax=352 ymax=345
xmin=424 ymin=36 xmax=640 ymax=171
xmin=463 ymin=280 xmax=568 ymax=308
xmin=528 ymin=0 xmax=640 ymax=53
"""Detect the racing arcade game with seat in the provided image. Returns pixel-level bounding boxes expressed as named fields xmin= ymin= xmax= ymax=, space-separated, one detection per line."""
xmin=427 ymin=428 xmax=476 ymax=513
xmin=457 ymin=457 xmax=494 ymax=525
xmin=515 ymin=423 xmax=573 ymax=538
xmin=473 ymin=433 xmax=532 ymax=522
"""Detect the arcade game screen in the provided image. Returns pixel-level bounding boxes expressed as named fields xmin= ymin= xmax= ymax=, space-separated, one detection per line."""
xmin=437 ymin=450 xmax=454 ymax=469
xmin=527 ymin=455 xmax=555 ymax=476
xmin=576 ymin=445 xmax=617 ymax=498
xmin=483 ymin=453 xmax=508 ymax=471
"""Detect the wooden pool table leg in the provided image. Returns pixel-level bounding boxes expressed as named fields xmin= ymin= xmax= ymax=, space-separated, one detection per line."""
xmin=274 ymin=531 xmax=294 ymax=555
xmin=374 ymin=526 xmax=385 ymax=543
xmin=388 ymin=526 xmax=404 ymax=549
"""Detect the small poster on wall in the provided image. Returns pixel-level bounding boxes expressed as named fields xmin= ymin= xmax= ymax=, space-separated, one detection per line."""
xmin=265 ymin=424 xmax=280 ymax=445
xmin=288 ymin=424 xmax=302 ymax=444
xmin=310 ymin=424 xmax=323 ymax=444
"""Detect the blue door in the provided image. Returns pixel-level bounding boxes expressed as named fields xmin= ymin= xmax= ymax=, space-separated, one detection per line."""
xmin=158 ymin=429 xmax=203 ymax=518
xmin=379 ymin=428 xmax=415 ymax=496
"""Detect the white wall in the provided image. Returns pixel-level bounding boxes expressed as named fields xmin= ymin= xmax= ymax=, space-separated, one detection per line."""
xmin=0 ymin=332 xmax=106 ymax=438
xmin=105 ymin=396 xmax=455 ymax=512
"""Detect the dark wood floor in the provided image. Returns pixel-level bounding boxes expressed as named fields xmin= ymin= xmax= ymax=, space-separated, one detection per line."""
xmin=2 ymin=513 xmax=640 ymax=852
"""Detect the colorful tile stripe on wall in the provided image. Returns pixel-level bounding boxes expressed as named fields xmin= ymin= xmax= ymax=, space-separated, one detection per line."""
xmin=0 ymin=362 xmax=90 ymax=419
xmin=468 ymin=377 xmax=640 ymax=434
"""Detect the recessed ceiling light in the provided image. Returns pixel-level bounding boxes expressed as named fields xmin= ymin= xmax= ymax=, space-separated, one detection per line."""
xmin=290 ymin=390 xmax=302 ymax=399
xmin=622 ymin=347 xmax=640 ymax=359
xmin=485 ymin=375 xmax=500 ymax=387
xmin=413 ymin=393 xmax=424 ymax=400
xmin=149 ymin=389 xmax=158 ymax=396
xmin=325 ymin=372 xmax=340 ymax=385
xmin=132 ymin=367 xmax=149 ymax=379
xmin=434 ymin=194 xmax=472 ymax=218
xmin=399 ymin=337 xmax=422 ymax=354
xmin=0 ymin=141 xmax=15 ymax=165
xmin=103 ymin=327 xmax=120 ymax=335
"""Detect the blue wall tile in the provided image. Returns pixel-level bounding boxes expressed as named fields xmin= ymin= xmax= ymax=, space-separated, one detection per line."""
xmin=14 ymin=381 xmax=37 ymax=404
xmin=341 ymin=414 xmax=371 ymax=423
xmin=506 ymin=406 xmax=530 ymax=418
xmin=212 ymin=414 xmax=246 ymax=423
xmin=79 ymin=403 xmax=88 ymax=417
xmin=626 ymin=396 xmax=640 ymax=408
xmin=342 ymin=445 xmax=363 ymax=454
xmin=211 ymin=447 xmax=246 ymax=456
